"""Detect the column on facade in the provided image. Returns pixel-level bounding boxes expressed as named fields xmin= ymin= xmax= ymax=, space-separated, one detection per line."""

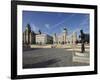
xmin=29 ymin=32 xmax=32 ymax=44
xmin=72 ymin=32 xmax=77 ymax=44
xmin=53 ymin=33 xmax=57 ymax=44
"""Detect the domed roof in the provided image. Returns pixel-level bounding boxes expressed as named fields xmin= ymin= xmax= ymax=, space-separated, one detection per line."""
xmin=26 ymin=24 xmax=31 ymax=31
xmin=63 ymin=27 xmax=67 ymax=33
xmin=63 ymin=27 xmax=67 ymax=30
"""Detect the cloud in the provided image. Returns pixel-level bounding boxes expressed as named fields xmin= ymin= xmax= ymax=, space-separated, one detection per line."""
xmin=22 ymin=26 xmax=26 ymax=32
xmin=45 ymin=24 xmax=50 ymax=29
xmin=31 ymin=24 xmax=39 ymax=32
xmin=80 ymin=17 xmax=89 ymax=26
xmin=71 ymin=16 xmax=89 ymax=33
xmin=78 ymin=17 xmax=89 ymax=32
xmin=51 ymin=14 xmax=75 ymax=28
xmin=68 ymin=16 xmax=89 ymax=38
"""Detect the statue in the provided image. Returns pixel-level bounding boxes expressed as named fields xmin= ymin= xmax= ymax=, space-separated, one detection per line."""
xmin=38 ymin=30 xmax=41 ymax=34
xmin=79 ymin=30 xmax=85 ymax=53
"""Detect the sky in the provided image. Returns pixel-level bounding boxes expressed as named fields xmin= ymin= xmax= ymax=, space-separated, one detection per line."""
xmin=22 ymin=11 xmax=90 ymax=37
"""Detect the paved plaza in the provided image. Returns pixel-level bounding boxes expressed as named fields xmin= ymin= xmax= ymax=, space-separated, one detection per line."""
xmin=23 ymin=48 xmax=89 ymax=69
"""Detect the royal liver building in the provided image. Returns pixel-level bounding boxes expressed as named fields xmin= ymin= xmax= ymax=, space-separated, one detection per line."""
xmin=23 ymin=24 xmax=36 ymax=45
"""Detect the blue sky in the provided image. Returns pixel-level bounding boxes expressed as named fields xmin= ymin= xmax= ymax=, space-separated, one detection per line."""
xmin=22 ymin=11 xmax=89 ymax=37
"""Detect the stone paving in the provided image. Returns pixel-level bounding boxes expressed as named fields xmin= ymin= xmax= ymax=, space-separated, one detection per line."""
xmin=23 ymin=48 xmax=89 ymax=69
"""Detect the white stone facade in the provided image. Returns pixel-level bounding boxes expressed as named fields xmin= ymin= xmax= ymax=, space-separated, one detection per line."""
xmin=53 ymin=28 xmax=77 ymax=44
xmin=36 ymin=34 xmax=53 ymax=44
xmin=23 ymin=24 xmax=77 ymax=45
xmin=23 ymin=24 xmax=36 ymax=45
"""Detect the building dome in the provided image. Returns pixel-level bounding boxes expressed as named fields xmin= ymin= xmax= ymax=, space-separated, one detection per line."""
xmin=64 ymin=27 xmax=67 ymax=30
xmin=26 ymin=24 xmax=31 ymax=31
xmin=63 ymin=27 xmax=67 ymax=33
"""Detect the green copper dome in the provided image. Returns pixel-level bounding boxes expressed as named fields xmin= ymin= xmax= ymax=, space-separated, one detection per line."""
xmin=26 ymin=24 xmax=31 ymax=31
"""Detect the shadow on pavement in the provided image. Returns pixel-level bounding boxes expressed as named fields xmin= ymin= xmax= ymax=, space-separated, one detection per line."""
xmin=23 ymin=47 xmax=42 ymax=52
xmin=23 ymin=58 xmax=60 ymax=69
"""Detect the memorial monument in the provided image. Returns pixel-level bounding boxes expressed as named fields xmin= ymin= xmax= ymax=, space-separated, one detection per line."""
xmin=73 ymin=30 xmax=89 ymax=64
xmin=79 ymin=30 xmax=85 ymax=53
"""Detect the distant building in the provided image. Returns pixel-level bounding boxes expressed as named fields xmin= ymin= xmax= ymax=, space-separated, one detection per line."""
xmin=23 ymin=24 xmax=36 ymax=45
xmin=23 ymin=24 xmax=78 ymax=45
xmin=36 ymin=34 xmax=53 ymax=44
xmin=72 ymin=32 xmax=77 ymax=44
xmin=53 ymin=28 xmax=67 ymax=44
xmin=53 ymin=27 xmax=77 ymax=44
xmin=53 ymin=33 xmax=58 ymax=44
